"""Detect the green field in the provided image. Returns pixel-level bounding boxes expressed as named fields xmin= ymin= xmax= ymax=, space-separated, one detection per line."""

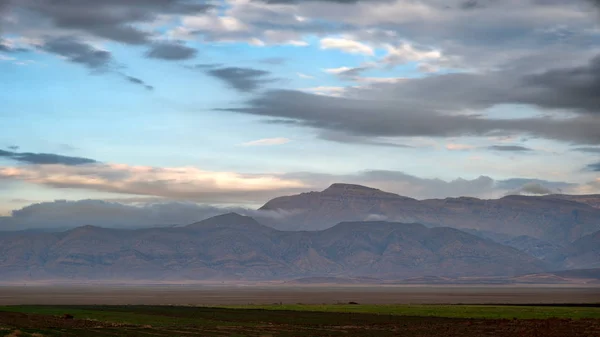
xmin=0 ymin=304 xmax=599 ymax=337
xmin=224 ymin=303 xmax=600 ymax=319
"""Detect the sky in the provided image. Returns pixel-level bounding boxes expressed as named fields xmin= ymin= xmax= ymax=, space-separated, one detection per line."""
xmin=1 ymin=0 xmax=600 ymax=228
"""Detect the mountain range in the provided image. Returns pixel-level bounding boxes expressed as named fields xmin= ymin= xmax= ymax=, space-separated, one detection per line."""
xmin=258 ymin=184 xmax=600 ymax=246
xmin=0 ymin=183 xmax=599 ymax=283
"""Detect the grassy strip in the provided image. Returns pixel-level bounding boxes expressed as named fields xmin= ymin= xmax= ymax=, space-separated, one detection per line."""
xmin=0 ymin=306 xmax=248 ymax=327
xmin=220 ymin=304 xmax=600 ymax=319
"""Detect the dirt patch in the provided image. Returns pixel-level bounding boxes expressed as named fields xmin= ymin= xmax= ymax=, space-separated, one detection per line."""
xmin=0 ymin=312 xmax=134 ymax=330
xmin=0 ymin=309 xmax=599 ymax=337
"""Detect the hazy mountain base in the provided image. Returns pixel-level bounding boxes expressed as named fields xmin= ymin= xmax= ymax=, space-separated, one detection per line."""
xmin=0 ymin=214 xmax=547 ymax=282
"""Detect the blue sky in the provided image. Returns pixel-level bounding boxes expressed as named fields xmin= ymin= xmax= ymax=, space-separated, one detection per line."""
xmin=1 ymin=0 xmax=600 ymax=219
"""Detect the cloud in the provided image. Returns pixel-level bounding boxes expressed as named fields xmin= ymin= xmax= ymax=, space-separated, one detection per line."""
xmin=320 ymin=37 xmax=374 ymax=55
xmin=488 ymin=145 xmax=533 ymax=152
xmin=122 ymin=75 xmax=154 ymax=91
xmin=241 ymin=138 xmax=291 ymax=146
xmin=446 ymin=143 xmax=475 ymax=151
xmin=146 ymin=41 xmax=197 ymax=61
xmin=517 ymin=182 xmax=554 ymax=195
xmin=323 ymin=65 xmax=376 ymax=81
xmin=382 ymin=43 xmax=442 ymax=65
xmin=284 ymin=170 xmax=501 ymax=200
xmin=256 ymin=0 xmax=389 ymax=3
xmin=318 ymin=131 xmax=412 ymax=148
xmin=205 ymin=66 xmax=274 ymax=92
xmin=573 ymin=147 xmax=600 ymax=153
xmin=0 ymin=198 xmax=308 ymax=231
xmin=587 ymin=162 xmax=600 ymax=172
xmin=0 ymin=163 xmax=308 ymax=203
xmin=38 ymin=36 xmax=154 ymax=90
xmin=503 ymin=182 xmax=557 ymax=196
xmin=6 ymin=0 xmax=213 ymax=45
xmin=221 ymin=52 xmax=600 ymax=146
xmin=0 ymin=149 xmax=97 ymax=166
xmin=297 ymin=72 xmax=314 ymax=79
xmin=0 ymin=38 xmax=29 ymax=53
xmin=6 ymin=146 xmax=18 ymax=151
xmin=418 ymin=63 xmax=439 ymax=73
xmin=0 ymin=200 xmax=251 ymax=230
xmin=0 ymin=168 xmax=588 ymax=231
xmin=496 ymin=178 xmax=575 ymax=195
xmin=40 ymin=36 xmax=112 ymax=71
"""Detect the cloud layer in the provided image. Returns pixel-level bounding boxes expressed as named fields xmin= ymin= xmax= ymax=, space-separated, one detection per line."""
xmin=0 ymin=149 xmax=97 ymax=166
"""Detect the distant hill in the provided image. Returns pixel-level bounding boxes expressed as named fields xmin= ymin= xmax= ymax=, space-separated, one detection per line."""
xmin=546 ymin=194 xmax=600 ymax=209
xmin=0 ymin=214 xmax=546 ymax=282
xmin=257 ymin=183 xmax=600 ymax=245
xmin=560 ymin=230 xmax=600 ymax=269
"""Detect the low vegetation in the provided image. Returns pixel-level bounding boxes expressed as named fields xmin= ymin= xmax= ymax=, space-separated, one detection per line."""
xmin=0 ymin=304 xmax=598 ymax=336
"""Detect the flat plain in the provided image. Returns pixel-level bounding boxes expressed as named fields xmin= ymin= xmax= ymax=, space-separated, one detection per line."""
xmin=0 ymin=285 xmax=599 ymax=336
xmin=0 ymin=284 xmax=598 ymax=306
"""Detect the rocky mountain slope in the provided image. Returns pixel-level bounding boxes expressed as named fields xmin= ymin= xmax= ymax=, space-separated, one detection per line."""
xmin=0 ymin=214 xmax=546 ymax=281
xmin=560 ymin=230 xmax=600 ymax=270
xmin=257 ymin=184 xmax=600 ymax=245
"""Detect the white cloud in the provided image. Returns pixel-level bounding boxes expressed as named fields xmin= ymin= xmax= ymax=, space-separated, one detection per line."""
xmin=446 ymin=143 xmax=476 ymax=151
xmin=241 ymin=137 xmax=291 ymax=147
xmin=320 ymin=37 xmax=374 ymax=56
xmin=0 ymin=163 xmax=305 ymax=202
xmin=286 ymin=40 xmax=309 ymax=47
xmin=0 ymin=54 xmax=16 ymax=61
xmin=354 ymin=77 xmax=406 ymax=85
xmin=297 ymin=72 xmax=315 ymax=79
xmin=301 ymin=86 xmax=348 ymax=97
xmin=183 ymin=15 xmax=247 ymax=32
xmin=383 ymin=43 xmax=442 ymax=65
xmin=248 ymin=38 xmax=266 ymax=46
xmin=323 ymin=66 xmax=353 ymax=74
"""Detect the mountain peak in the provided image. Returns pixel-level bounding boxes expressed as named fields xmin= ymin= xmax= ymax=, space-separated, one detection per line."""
xmin=324 ymin=183 xmax=382 ymax=193
xmin=186 ymin=212 xmax=265 ymax=230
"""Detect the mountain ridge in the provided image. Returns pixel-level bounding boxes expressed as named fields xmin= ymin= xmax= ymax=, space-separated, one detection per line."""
xmin=0 ymin=215 xmax=547 ymax=282
xmin=255 ymin=183 xmax=600 ymax=245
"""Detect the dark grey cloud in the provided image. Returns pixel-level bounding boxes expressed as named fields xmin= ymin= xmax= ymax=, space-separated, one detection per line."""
xmin=185 ymin=63 xmax=222 ymax=70
xmin=11 ymin=0 xmax=213 ymax=45
xmin=206 ymin=67 xmax=274 ymax=92
xmin=508 ymin=182 xmax=554 ymax=196
xmin=459 ymin=0 xmax=485 ymax=10
xmin=0 ymin=149 xmax=97 ymax=166
xmin=521 ymin=55 xmax=600 ymax=114
xmin=146 ymin=41 xmax=197 ymax=61
xmin=222 ymin=89 xmax=600 ymax=145
xmin=496 ymin=178 xmax=575 ymax=194
xmin=255 ymin=0 xmax=388 ymax=3
xmin=488 ymin=145 xmax=533 ymax=152
xmin=40 ymin=36 xmax=112 ymax=71
xmin=122 ymin=75 xmax=154 ymax=91
xmin=587 ymin=162 xmax=600 ymax=172
xmin=573 ymin=147 xmax=600 ymax=153
xmin=39 ymin=36 xmax=154 ymax=90
xmin=221 ymin=53 xmax=600 ymax=146
xmin=319 ymin=130 xmax=413 ymax=148
xmin=7 ymin=146 xmax=18 ymax=151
